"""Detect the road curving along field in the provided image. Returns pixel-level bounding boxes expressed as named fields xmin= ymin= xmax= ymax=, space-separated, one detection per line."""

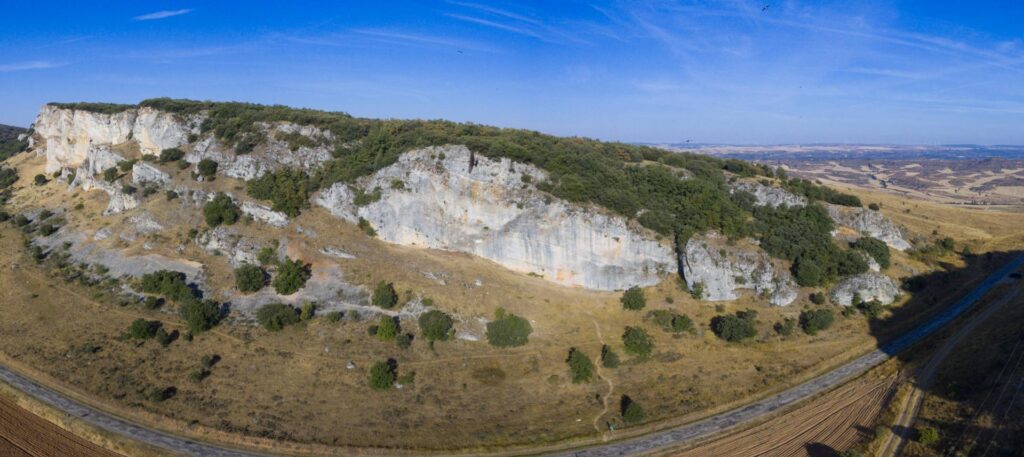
xmin=2 ymin=254 xmax=1023 ymax=457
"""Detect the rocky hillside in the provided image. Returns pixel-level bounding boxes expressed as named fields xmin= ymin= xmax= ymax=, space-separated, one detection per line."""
xmin=8 ymin=100 xmax=915 ymax=307
xmin=0 ymin=124 xmax=30 ymax=161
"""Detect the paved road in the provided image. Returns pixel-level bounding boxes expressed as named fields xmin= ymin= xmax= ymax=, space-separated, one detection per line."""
xmin=554 ymin=253 xmax=1024 ymax=457
xmin=877 ymin=285 xmax=1021 ymax=457
xmin=1 ymin=254 xmax=1023 ymax=457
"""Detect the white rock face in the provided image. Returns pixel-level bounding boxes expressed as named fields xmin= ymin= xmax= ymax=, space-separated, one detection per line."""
xmin=131 ymin=162 xmax=170 ymax=186
xmin=826 ymin=204 xmax=911 ymax=251
xmin=241 ymin=201 xmax=289 ymax=228
xmin=33 ymin=105 xmax=193 ymax=173
xmin=829 ymin=272 xmax=901 ymax=306
xmin=730 ymin=181 xmax=807 ymax=208
xmin=681 ymin=232 xmax=798 ymax=306
xmin=316 ymin=145 xmax=676 ymax=290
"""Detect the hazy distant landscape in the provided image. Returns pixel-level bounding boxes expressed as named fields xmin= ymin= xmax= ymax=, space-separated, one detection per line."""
xmin=656 ymin=144 xmax=1024 ymax=210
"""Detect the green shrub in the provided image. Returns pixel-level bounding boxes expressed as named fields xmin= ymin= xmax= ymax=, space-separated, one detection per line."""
xmin=799 ymin=309 xmax=835 ymax=335
xmin=809 ymin=292 xmax=826 ymax=305
xmin=868 ymin=203 xmax=880 ymax=211
xmin=271 ymin=257 xmax=311 ymax=295
xmin=256 ymin=303 xmax=299 ymax=331
xmin=33 ymin=174 xmax=48 ymax=185
xmin=857 ymin=300 xmax=885 ymax=318
xmin=851 ymin=236 xmax=891 ymax=269
xmin=710 ymin=310 xmax=758 ymax=342
xmin=485 ymin=308 xmax=533 ymax=348
xmin=165 ymin=190 xmax=178 ymax=201
xmin=358 ymin=217 xmax=376 ymax=237
xmin=300 ymin=302 xmax=316 ymax=320
xmin=754 ymin=204 xmax=868 ymax=286
xmin=396 ymin=332 xmax=413 ymax=349
xmin=158 ymin=148 xmax=184 ymax=163
xmin=246 ymin=169 xmax=311 ymax=217
xmin=257 ymin=246 xmax=278 ymax=265
xmin=368 ymin=360 xmax=396 ymax=391
xmin=234 ymin=263 xmax=266 ymax=293
xmin=620 ymin=395 xmax=645 ymax=424
xmin=774 ymin=318 xmax=796 ymax=336
xmin=418 ymin=309 xmax=453 ymax=341
xmin=203 ymin=193 xmax=240 ymax=227
xmin=689 ymin=282 xmax=704 ymax=299
xmin=139 ymin=270 xmax=194 ymax=303
xmin=646 ymin=309 xmax=694 ymax=333
xmin=376 ymin=315 xmax=399 ymax=341
xmin=620 ymin=286 xmax=646 ymax=310
xmin=102 ymin=167 xmax=119 ymax=182
xmin=372 ymin=281 xmax=399 ymax=309
xmin=622 ymin=326 xmax=654 ymax=357
xmin=197 ymin=159 xmax=218 ymax=178
xmin=601 ymin=344 xmax=620 ymax=368
xmin=180 ymin=299 xmax=220 ymax=333
xmin=566 ymin=348 xmax=594 ymax=383
xmin=128 ymin=319 xmax=162 ymax=339
xmin=39 ymin=223 xmax=58 ymax=236
xmin=916 ymin=426 xmax=939 ymax=445
xmin=325 ymin=311 xmax=344 ymax=323
xmin=117 ymin=159 xmax=136 ymax=172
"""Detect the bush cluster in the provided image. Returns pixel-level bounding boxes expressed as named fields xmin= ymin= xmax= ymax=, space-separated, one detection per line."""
xmin=566 ymin=348 xmax=595 ymax=383
xmin=622 ymin=326 xmax=654 ymax=357
xmin=372 ymin=281 xmax=399 ymax=309
xmin=418 ymin=309 xmax=453 ymax=341
xmin=799 ymin=309 xmax=835 ymax=335
xmin=710 ymin=309 xmax=758 ymax=342
xmin=203 ymin=193 xmax=240 ymax=227
xmin=234 ymin=263 xmax=266 ymax=293
xmin=271 ymin=257 xmax=311 ymax=295
xmin=256 ymin=303 xmax=300 ymax=331
xmin=485 ymin=308 xmax=533 ymax=348
xmin=646 ymin=309 xmax=694 ymax=333
xmin=851 ymin=236 xmax=891 ymax=269
xmin=620 ymin=286 xmax=646 ymax=310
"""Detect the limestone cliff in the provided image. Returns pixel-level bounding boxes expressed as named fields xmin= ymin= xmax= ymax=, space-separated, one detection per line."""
xmin=315 ymin=145 xmax=676 ymax=290
xmin=34 ymin=105 xmax=195 ymax=173
xmin=681 ymin=232 xmax=798 ymax=306
xmin=826 ymin=204 xmax=911 ymax=251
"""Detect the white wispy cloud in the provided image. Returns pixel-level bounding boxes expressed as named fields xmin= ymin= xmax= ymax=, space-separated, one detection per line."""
xmin=0 ymin=61 xmax=64 ymax=72
xmin=133 ymin=9 xmax=193 ymax=21
xmin=447 ymin=1 xmax=542 ymax=25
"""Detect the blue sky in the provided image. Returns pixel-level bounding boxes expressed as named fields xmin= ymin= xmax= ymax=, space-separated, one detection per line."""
xmin=1 ymin=1 xmax=1022 ymax=144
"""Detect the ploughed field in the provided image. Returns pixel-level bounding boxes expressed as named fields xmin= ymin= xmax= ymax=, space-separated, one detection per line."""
xmin=0 ymin=393 xmax=121 ymax=457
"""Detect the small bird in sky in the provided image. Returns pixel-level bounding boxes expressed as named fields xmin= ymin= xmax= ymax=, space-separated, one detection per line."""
xmin=457 ymin=50 xmax=464 ymax=54
xmin=762 ymin=4 xmax=770 ymax=12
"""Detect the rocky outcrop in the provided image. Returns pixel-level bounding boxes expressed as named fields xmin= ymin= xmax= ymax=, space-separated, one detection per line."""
xmin=185 ymin=125 xmax=332 ymax=180
xmin=315 ymin=145 xmax=676 ymax=290
xmin=829 ymin=272 xmax=900 ymax=306
xmin=826 ymin=204 xmax=911 ymax=251
xmin=131 ymin=162 xmax=170 ymax=186
xmin=681 ymin=232 xmax=798 ymax=306
xmin=730 ymin=181 xmax=807 ymax=208
xmin=241 ymin=201 xmax=289 ymax=228
xmin=33 ymin=105 xmax=195 ymax=173
xmin=195 ymin=227 xmax=259 ymax=267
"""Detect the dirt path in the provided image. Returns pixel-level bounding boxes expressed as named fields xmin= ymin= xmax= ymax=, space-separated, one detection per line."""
xmin=877 ymin=284 xmax=1022 ymax=457
xmin=588 ymin=318 xmax=614 ymax=440
xmin=0 ymin=394 xmax=121 ymax=457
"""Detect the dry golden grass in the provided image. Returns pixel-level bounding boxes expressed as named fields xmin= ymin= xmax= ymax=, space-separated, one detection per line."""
xmin=1 ymin=152 xmax=1022 ymax=454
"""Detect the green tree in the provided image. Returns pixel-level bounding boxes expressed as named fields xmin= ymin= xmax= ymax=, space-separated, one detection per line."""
xmin=418 ymin=309 xmax=454 ymax=342
xmin=809 ymin=291 xmax=826 ymax=305
xmin=300 ymin=302 xmax=316 ymax=320
xmin=485 ymin=308 xmax=533 ymax=348
xmin=372 ymin=281 xmax=399 ymax=309
xmin=799 ymin=309 xmax=835 ymax=335
xmin=368 ymin=360 xmax=396 ymax=391
xmin=180 ymin=299 xmax=220 ymax=333
xmin=272 ymin=257 xmax=311 ymax=295
xmin=197 ymin=159 xmax=218 ymax=178
xmin=102 ymin=167 xmax=119 ymax=182
xmin=203 ymin=193 xmax=240 ymax=227
xmin=234 ymin=263 xmax=265 ymax=293
xmin=256 ymin=303 xmax=299 ymax=331
xmin=710 ymin=310 xmax=759 ymax=342
xmin=774 ymin=318 xmax=796 ymax=336
xmin=566 ymin=348 xmax=595 ymax=383
xmin=246 ymin=169 xmax=312 ymax=217
xmin=33 ymin=174 xmax=48 ymax=185
xmin=622 ymin=326 xmax=654 ymax=357
xmin=128 ymin=319 xmax=162 ymax=339
xmin=377 ymin=315 xmax=399 ymax=341
xmin=689 ymin=282 xmax=705 ymax=300
xmin=620 ymin=286 xmax=646 ymax=310
xmin=601 ymin=344 xmax=620 ymax=368
xmin=620 ymin=395 xmax=645 ymax=424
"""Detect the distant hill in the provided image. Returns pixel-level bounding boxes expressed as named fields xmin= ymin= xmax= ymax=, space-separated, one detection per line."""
xmin=0 ymin=124 xmax=29 ymax=161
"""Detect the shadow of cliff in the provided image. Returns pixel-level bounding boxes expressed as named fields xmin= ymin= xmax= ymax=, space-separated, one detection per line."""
xmin=863 ymin=249 xmax=1024 ymax=455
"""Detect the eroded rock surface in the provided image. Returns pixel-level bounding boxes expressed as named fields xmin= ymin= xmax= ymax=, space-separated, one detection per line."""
xmin=730 ymin=181 xmax=807 ymax=208
xmin=681 ymin=232 xmax=798 ymax=306
xmin=829 ymin=272 xmax=900 ymax=306
xmin=826 ymin=204 xmax=911 ymax=251
xmin=315 ymin=145 xmax=676 ymax=290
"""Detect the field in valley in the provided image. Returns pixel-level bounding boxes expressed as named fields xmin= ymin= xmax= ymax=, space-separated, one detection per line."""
xmin=1 ymin=150 xmax=1023 ymax=455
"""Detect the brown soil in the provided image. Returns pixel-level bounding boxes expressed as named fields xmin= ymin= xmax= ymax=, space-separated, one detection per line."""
xmin=0 ymin=394 xmax=122 ymax=457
